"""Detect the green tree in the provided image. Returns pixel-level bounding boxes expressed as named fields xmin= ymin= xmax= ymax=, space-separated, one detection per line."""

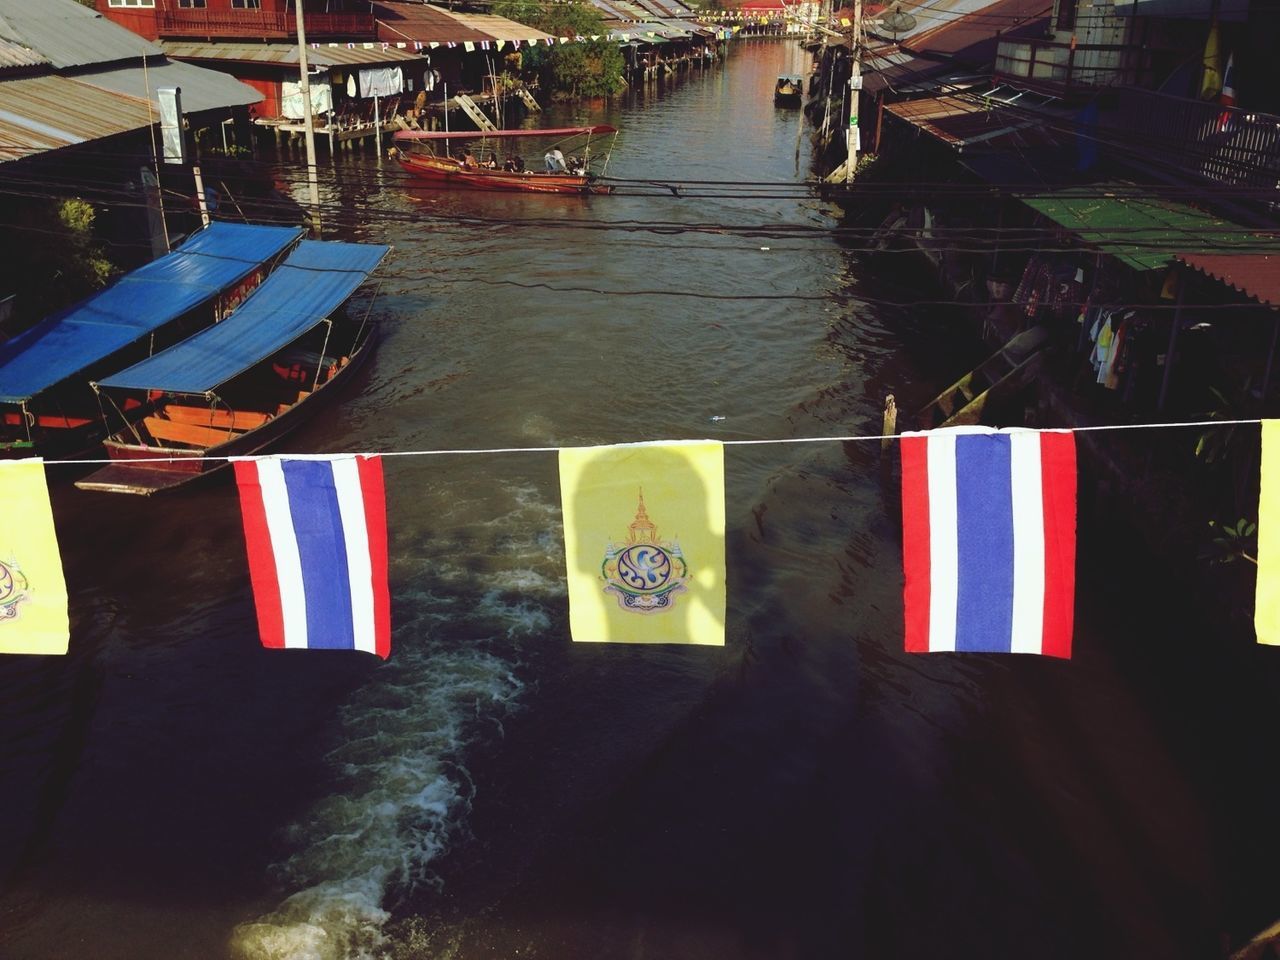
xmin=492 ymin=0 xmax=625 ymax=98
xmin=0 ymin=198 xmax=117 ymax=330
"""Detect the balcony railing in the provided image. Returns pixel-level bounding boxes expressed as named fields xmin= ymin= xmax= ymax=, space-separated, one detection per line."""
xmin=995 ymin=36 xmax=1155 ymax=93
xmin=157 ymin=8 xmax=376 ymax=40
xmin=1113 ymin=87 xmax=1280 ymax=193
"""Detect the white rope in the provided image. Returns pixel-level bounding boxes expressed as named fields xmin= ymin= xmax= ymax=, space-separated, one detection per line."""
xmin=44 ymin=418 xmax=1266 ymax=468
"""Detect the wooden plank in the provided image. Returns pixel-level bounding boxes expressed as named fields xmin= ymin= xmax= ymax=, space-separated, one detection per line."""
xmin=143 ymin=416 xmax=235 ymax=449
xmin=163 ymin=405 xmax=271 ymax=430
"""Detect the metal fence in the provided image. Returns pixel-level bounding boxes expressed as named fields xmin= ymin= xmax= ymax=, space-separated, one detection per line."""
xmin=1115 ymin=87 xmax=1280 ymax=193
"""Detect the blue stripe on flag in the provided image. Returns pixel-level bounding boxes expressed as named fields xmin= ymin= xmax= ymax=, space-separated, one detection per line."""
xmin=954 ymin=434 xmax=1015 ymax=652
xmin=283 ymin=459 xmax=356 ymax=650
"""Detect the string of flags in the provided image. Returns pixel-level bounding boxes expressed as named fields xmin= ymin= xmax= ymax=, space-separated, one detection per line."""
xmin=1 ymin=420 xmax=1275 ymax=659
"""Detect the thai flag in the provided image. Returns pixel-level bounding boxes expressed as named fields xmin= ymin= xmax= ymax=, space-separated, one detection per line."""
xmin=234 ymin=455 xmax=391 ymax=659
xmin=1218 ymin=53 xmax=1236 ymax=133
xmin=900 ymin=427 xmax=1076 ymax=657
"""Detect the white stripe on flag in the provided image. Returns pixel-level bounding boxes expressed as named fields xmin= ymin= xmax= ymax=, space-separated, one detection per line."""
xmin=926 ymin=433 xmax=958 ymax=652
xmin=1008 ymin=432 xmax=1046 ymax=653
xmin=331 ymin=457 xmax=377 ymax=656
xmin=258 ymin=459 xmax=309 ymax=649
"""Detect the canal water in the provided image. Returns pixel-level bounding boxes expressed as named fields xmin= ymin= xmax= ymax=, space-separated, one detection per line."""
xmin=1 ymin=39 xmax=1276 ymax=960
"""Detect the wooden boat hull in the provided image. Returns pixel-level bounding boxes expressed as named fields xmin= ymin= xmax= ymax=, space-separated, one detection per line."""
xmin=397 ymin=152 xmax=612 ymax=195
xmin=75 ymin=332 xmax=376 ymax=496
xmin=914 ymin=327 xmax=1050 ymax=430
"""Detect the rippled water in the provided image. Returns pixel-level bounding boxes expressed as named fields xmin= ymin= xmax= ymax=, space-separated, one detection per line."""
xmin=0 ymin=39 xmax=1274 ymax=960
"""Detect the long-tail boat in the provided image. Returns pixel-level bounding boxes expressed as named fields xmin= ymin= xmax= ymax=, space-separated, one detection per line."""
xmin=0 ymin=222 xmax=303 ymax=460
xmin=75 ymin=239 xmax=390 ymax=496
xmin=392 ymin=126 xmax=618 ymax=195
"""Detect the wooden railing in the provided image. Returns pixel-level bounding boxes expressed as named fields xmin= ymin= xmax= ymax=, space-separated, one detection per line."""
xmin=157 ymin=8 xmax=375 ymax=40
xmin=1113 ymin=87 xmax=1280 ymax=193
xmin=994 ymin=36 xmax=1154 ymax=93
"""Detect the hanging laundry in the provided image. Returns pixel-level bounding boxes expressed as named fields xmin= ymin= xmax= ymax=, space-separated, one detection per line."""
xmin=900 ymin=427 xmax=1076 ymax=657
xmin=234 ymin=455 xmax=391 ymax=659
xmin=559 ymin=441 xmax=726 ymax=645
xmin=1255 ymin=421 xmax=1280 ymax=645
xmin=0 ymin=459 xmax=68 ymax=655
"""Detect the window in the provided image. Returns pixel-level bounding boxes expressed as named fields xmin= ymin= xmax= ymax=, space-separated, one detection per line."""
xmin=178 ymin=0 xmax=207 ymax=6
xmin=231 ymin=0 xmax=262 ymax=8
xmin=107 ymin=0 xmax=156 ymax=7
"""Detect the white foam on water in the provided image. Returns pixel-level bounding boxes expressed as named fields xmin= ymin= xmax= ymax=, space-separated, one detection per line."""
xmin=230 ymin=624 xmax=524 ymax=960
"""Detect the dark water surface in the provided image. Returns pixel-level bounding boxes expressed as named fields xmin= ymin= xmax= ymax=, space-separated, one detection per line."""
xmin=1 ymin=40 xmax=1275 ymax=960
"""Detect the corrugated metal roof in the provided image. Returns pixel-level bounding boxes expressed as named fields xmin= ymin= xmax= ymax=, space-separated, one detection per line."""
xmin=885 ymin=92 xmax=1063 ymax=148
xmin=373 ymin=2 xmax=502 ymax=44
xmin=1020 ymin=186 xmax=1280 ymax=272
xmin=0 ymin=36 xmax=46 ymax=71
xmin=0 ymin=73 xmax=152 ymax=163
xmin=77 ymin=57 xmax=260 ymax=114
xmin=0 ymin=59 xmax=261 ymax=164
xmin=1175 ymin=254 xmax=1280 ymax=307
xmin=161 ymin=41 xmax=422 ymax=69
xmin=869 ymin=0 xmax=1043 ymax=47
xmin=438 ymin=11 xmax=555 ymax=43
xmin=0 ymin=0 xmax=163 ymax=70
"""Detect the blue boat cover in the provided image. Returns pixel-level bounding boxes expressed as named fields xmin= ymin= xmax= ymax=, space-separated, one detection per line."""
xmin=98 ymin=240 xmax=391 ymax=394
xmin=0 ymin=222 xmax=303 ymax=404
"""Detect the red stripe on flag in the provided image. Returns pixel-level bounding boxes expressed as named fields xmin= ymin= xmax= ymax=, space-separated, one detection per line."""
xmin=356 ymin=455 xmax=393 ymax=660
xmin=233 ymin=460 xmax=286 ymax=650
xmin=900 ymin=435 xmax=932 ymax=652
xmin=1038 ymin=432 xmax=1076 ymax=659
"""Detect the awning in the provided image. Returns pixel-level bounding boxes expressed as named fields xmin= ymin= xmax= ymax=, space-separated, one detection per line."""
xmin=1175 ymin=254 xmax=1280 ymax=307
xmin=0 ymin=223 xmax=303 ymax=404
xmin=98 ymin=240 xmax=390 ymax=394
xmin=1018 ymin=186 xmax=1280 ymax=272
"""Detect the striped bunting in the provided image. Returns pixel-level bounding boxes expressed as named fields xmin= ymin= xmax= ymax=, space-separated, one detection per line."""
xmin=900 ymin=427 xmax=1076 ymax=657
xmin=234 ymin=455 xmax=391 ymax=659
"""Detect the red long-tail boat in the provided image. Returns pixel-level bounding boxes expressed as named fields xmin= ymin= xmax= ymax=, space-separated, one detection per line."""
xmin=391 ymin=126 xmax=619 ymax=195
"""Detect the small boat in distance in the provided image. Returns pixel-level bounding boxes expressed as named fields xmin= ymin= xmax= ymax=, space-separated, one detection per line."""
xmin=392 ymin=125 xmax=618 ymax=195
xmin=774 ymin=76 xmax=803 ymax=106
xmin=75 ymin=239 xmax=390 ymax=496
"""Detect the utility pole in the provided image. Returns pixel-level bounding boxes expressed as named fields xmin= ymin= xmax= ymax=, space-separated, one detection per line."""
xmin=294 ymin=0 xmax=322 ymax=237
xmin=845 ymin=0 xmax=862 ymax=183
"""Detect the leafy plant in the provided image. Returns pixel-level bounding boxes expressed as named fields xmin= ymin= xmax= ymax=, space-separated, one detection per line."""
xmin=1201 ymin=517 xmax=1258 ymax=566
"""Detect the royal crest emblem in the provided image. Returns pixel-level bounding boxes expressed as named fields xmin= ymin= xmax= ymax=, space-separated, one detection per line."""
xmin=0 ymin=557 xmax=31 ymax=622
xmin=601 ymin=489 xmax=690 ymax=614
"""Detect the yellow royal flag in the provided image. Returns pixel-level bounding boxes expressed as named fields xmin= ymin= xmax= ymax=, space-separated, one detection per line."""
xmin=1257 ymin=422 xmax=1280 ymax=644
xmin=0 ymin=459 xmax=68 ymax=655
xmin=560 ymin=440 xmax=726 ymax=645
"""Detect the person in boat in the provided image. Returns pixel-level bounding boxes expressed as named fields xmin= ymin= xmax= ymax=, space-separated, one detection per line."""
xmin=544 ymin=148 xmax=567 ymax=173
xmin=483 ymin=155 xmax=498 ymax=169
xmin=567 ymin=156 xmax=586 ymax=176
xmin=462 ymin=149 xmax=480 ymax=170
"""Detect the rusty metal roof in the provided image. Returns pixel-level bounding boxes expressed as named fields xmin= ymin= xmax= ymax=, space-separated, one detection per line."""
xmin=373 ymin=2 xmax=499 ymax=44
xmin=0 ymin=60 xmax=261 ymax=165
xmin=1175 ymin=254 xmax=1280 ymax=307
xmin=885 ymin=92 xmax=1065 ymax=150
xmin=161 ymin=41 xmax=422 ymax=68
xmin=0 ymin=73 xmax=153 ymax=163
xmin=0 ymin=0 xmax=163 ymax=70
xmin=439 ymin=11 xmax=556 ymax=43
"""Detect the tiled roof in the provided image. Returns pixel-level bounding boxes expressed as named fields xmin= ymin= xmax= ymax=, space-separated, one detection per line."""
xmin=1176 ymin=254 xmax=1280 ymax=307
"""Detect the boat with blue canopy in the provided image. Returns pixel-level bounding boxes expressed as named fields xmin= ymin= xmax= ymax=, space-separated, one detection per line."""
xmin=76 ymin=238 xmax=391 ymax=496
xmin=0 ymin=222 xmax=303 ymax=459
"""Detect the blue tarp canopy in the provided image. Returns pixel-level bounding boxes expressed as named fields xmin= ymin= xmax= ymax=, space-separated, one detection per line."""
xmin=0 ymin=222 xmax=303 ymax=404
xmin=98 ymin=240 xmax=391 ymax=394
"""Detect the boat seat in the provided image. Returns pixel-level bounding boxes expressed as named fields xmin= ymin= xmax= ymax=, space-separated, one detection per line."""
xmin=143 ymin=416 xmax=238 ymax=449
xmin=276 ymin=391 xmax=310 ymax=414
xmin=162 ymin=405 xmax=272 ymax=430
